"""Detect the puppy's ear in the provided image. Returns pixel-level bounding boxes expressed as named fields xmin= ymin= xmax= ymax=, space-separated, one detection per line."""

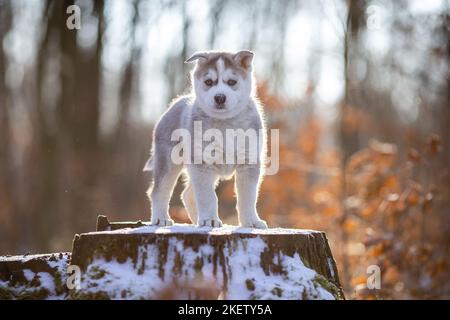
xmin=234 ymin=50 xmax=254 ymax=70
xmin=185 ymin=52 xmax=209 ymax=63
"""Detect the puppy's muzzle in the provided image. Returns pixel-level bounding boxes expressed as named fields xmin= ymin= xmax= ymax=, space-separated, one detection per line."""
xmin=214 ymin=94 xmax=226 ymax=109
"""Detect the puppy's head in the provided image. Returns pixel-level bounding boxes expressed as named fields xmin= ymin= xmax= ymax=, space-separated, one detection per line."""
xmin=186 ymin=50 xmax=254 ymax=119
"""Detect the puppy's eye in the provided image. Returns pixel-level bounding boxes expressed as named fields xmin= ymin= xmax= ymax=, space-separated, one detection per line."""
xmin=227 ymin=79 xmax=237 ymax=86
xmin=204 ymin=79 xmax=213 ymax=86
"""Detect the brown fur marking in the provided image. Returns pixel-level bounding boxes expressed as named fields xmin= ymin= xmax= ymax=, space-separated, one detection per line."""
xmin=194 ymin=52 xmax=249 ymax=79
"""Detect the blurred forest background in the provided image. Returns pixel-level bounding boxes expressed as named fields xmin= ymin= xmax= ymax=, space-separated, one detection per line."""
xmin=0 ymin=0 xmax=449 ymax=299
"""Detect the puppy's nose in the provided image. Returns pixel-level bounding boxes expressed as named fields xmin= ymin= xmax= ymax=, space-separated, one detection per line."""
xmin=214 ymin=94 xmax=226 ymax=105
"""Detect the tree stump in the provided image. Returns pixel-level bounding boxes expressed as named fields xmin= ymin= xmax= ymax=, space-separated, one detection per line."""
xmin=68 ymin=215 xmax=344 ymax=299
xmin=0 ymin=215 xmax=344 ymax=300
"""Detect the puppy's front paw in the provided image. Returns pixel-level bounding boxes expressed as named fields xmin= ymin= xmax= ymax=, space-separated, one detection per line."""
xmin=198 ymin=218 xmax=223 ymax=228
xmin=241 ymin=218 xmax=268 ymax=229
xmin=151 ymin=217 xmax=174 ymax=226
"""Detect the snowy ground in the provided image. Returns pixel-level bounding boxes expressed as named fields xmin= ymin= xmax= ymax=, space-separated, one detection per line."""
xmin=0 ymin=253 xmax=70 ymax=299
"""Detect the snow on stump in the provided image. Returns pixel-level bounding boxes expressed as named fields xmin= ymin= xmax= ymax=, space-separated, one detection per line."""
xmin=69 ymin=215 xmax=344 ymax=300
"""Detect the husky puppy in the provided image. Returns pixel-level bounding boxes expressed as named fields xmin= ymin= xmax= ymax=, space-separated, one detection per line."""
xmin=144 ymin=50 xmax=268 ymax=229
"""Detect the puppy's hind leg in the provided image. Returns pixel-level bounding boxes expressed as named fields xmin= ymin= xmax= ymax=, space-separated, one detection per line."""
xmin=181 ymin=181 xmax=198 ymax=225
xmin=147 ymin=158 xmax=182 ymax=226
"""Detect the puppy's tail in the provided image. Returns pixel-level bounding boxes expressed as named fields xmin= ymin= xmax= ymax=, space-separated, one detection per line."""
xmin=143 ymin=156 xmax=154 ymax=172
